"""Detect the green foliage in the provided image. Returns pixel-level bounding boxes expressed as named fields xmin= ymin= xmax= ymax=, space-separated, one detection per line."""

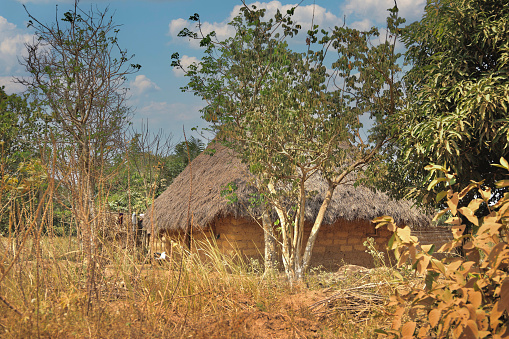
xmin=107 ymin=134 xmax=205 ymax=213
xmin=363 ymin=237 xmax=386 ymax=269
xmin=387 ymin=0 xmax=509 ymax=204
xmin=375 ymin=160 xmax=509 ymax=338
xmin=174 ymin=4 xmax=406 ymax=280
xmin=0 ymin=88 xmax=50 ymax=234
xmin=0 ymin=87 xmax=47 ymax=176
xmin=168 ymin=136 xmax=205 ymax=178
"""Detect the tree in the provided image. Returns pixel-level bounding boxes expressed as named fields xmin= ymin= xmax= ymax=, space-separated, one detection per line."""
xmin=391 ymin=0 xmax=509 ymax=206
xmin=17 ymin=1 xmax=140 ymax=311
xmin=174 ymin=5 xmax=405 ymax=280
xmin=168 ymin=136 xmax=206 ymax=179
xmin=0 ymin=87 xmax=46 ymax=176
xmin=107 ymin=129 xmax=205 ymax=217
xmin=0 ymin=87 xmax=50 ymax=235
xmin=18 ymin=1 xmax=140 ymax=239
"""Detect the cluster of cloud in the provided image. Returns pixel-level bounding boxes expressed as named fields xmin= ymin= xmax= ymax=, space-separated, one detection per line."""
xmin=343 ymin=0 xmax=426 ymax=25
xmin=172 ymin=55 xmax=200 ymax=77
xmin=129 ymin=75 xmax=160 ymax=97
xmin=169 ymin=0 xmax=426 ymax=50
xmin=168 ymin=1 xmax=342 ymax=48
xmin=132 ymin=100 xmax=205 ymax=133
xmin=0 ymin=16 xmax=33 ymax=93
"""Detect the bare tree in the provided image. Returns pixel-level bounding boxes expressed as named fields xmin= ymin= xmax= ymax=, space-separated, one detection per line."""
xmin=17 ymin=1 xmax=140 ymax=311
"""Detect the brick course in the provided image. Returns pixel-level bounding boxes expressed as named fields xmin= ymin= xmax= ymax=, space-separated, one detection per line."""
xmin=162 ymin=216 xmax=403 ymax=270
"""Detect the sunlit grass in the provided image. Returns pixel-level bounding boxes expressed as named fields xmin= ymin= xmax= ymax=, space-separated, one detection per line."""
xmin=0 ymin=230 xmax=397 ymax=338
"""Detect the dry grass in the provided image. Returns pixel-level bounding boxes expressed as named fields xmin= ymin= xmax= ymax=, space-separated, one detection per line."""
xmin=0 ymin=232 xmax=400 ymax=338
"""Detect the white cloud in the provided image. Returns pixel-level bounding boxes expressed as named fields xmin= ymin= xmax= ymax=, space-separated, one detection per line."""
xmin=343 ymin=0 xmax=426 ymax=25
xmin=133 ymin=101 xmax=205 ymax=128
xmin=350 ymin=18 xmax=373 ymax=31
xmin=0 ymin=16 xmax=33 ymax=75
xmin=168 ymin=18 xmax=190 ymax=38
xmin=169 ymin=0 xmax=425 ymax=51
xmin=169 ymin=1 xmax=342 ymax=48
xmin=0 ymin=76 xmax=26 ymax=94
xmin=129 ymin=75 xmax=160 ymax=96
xmin=168 ymin=17 xmax=235 ymax=49
xmin=172 ymin=55 xmax=200 ymax=77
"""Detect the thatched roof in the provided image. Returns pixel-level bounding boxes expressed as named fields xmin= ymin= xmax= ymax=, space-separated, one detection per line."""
xmin=144 ymin=142 xmax=431 ymax=234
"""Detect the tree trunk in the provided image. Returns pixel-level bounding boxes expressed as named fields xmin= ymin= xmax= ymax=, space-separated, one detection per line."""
xmin=262 ymin=211 xmax=277 ymax=272
xmin=301 ymin=181 xmax=336 ymax=272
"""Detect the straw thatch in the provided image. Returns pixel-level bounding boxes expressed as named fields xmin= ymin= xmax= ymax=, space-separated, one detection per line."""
xmin=144 ymin=142 xmax=430 ymax=235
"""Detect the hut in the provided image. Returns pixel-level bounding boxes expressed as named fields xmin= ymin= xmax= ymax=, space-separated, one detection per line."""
xmin=144 ymin=143 xmax=433 ymax=269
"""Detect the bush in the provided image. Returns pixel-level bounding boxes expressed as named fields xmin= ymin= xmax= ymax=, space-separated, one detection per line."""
xmin=375 ymin=160 xmax=509 ymax=338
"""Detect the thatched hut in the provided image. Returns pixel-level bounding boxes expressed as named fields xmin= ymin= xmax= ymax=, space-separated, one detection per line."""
xmin=144 ymin=143 xmax=433 ymax=269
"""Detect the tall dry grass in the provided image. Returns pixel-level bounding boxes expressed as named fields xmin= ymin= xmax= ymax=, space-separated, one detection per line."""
xmin=0 ymin=209 xmax=397 ymax=338
xmin=0 ymin=148 xmax=394 ymax=338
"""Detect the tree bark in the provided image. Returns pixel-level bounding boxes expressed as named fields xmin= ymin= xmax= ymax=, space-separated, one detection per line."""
xmin=301 ymin=180 xmax=336 ymax=272
xmin=262 ymin=211 xmax=277 ymax=272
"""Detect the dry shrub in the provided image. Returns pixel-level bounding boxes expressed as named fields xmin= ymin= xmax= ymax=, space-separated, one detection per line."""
xmin=375 ymin=160 xmax=509 ymax=338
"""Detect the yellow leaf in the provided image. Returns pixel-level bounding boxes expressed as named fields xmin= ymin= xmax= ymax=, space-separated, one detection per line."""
xmin=391 ymin=306 xmax=405 ymax=330
xmin=421 ymin=244 xmax=434 ymax=254
xmin=429 ymin=308 xmax=441 ymax=328
xmin=467 ymin=198 xmax=483 ymax=212
xmin=479 ymin=187 xmax=491 ymax=201
xmin=425 ymin=164 xmax=447 ymax=171
xmin=432 ymin=208 xmax=450 ymax=222
xmin=417 ymin=255 xmax=431 ymax=275
xmin=417 ymin=325 xmax=430 ymax=338
xmin=458 ymin=207 xmax=479 ymax=226
xmin=451 ymin=225 xmax=466 ymax=238
xmin=431 ymin=258 xmax=446 ymax=275
xmin=490 ymin=300 xmax=504 ymax=330
xmin=501 ymin=157 xmax=509 ymax=169
xmin=436 ymin=190 xmax=448 ymax=203
xmin=397 ymin=226 xmax=414 ymax=244
xmin=373 ymin=215 xmax=394 ymax=223
xmin=495 ymin=179 xmax=509 ymax=188
xmin=447 ymin=192 xmax=459 ymax=216
xmin=446 ymin=216 xmax=463 ymax=225
xmin=398 ymin=250 xmax=410 ymax=267
xmin=459 ymin=183 xmax=477 ymax=199
xmin=446 ymin=258 xmax=463 ymax=274
xmin=477 ymin=222 xmax=502 ymax=235
xmin=427 ymin=177 xmax=447 ymax=191
xmin=499 ymin=280 xmax=509 ymax=313
xmin=465 ymin=319 xmax=479 ymax=338
xmin=401 ymin=321 xmax=416 ymax=338
xmin=467 ymin=290 xmax=482 ymax=309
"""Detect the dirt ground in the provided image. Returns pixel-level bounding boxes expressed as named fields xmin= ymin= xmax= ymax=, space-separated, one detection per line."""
xmin=168 ymin=288 xmax=336 ymax=338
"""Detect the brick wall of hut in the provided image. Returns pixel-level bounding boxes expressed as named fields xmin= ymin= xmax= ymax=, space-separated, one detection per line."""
xmin=305 ymin=219 xmax=393 ymax=269
xmin=412 ymin=226 xmax=454 ymax=259
xmin=162 ymin=216 xmax=395 ymax=269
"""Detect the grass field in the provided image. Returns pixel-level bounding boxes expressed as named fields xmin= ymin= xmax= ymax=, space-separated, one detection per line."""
xmin=0 ymin=234 xmax=399 ymax=338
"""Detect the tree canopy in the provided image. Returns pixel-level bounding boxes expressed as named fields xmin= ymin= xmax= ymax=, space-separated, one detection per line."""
xmin=174 ymin=4 xmax=405 ymax=280
xmin=388 ymin=0 xmax=509 ymax=204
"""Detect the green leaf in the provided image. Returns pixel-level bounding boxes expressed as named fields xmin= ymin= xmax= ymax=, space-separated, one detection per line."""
xmin=427 ymin=177 xmax=447 ymax=191
xmin=436 ymin=190 xmax=448 ymax=202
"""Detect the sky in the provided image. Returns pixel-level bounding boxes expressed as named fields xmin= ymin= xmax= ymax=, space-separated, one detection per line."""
xmin=0 ymin=0 xmax=426 ymax=143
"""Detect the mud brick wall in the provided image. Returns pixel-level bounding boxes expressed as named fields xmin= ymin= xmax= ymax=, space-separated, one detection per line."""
xmin=163 ymin=216 xmax=394 ymax=270
xmin=214 ymin=216 xmax=265 ymax=259
xmin=413 ymin=226 xmax=454 ymax=258
xmin=304 ymin=219 xmax=393 ymax=270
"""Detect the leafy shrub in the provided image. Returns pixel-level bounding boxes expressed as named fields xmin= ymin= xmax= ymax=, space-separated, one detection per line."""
xmin=375 ymin=160 xmax=509 ymax=338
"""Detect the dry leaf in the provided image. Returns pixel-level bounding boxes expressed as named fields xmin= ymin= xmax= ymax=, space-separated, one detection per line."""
xmin=429 ymin=308 xmax=441 ymax=328
xmin=401 ymin=321 xmax=416 ymax=338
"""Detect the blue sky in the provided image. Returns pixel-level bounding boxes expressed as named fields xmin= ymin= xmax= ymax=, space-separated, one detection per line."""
xmin=0 ymin=0 xmax=426 ymax=143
